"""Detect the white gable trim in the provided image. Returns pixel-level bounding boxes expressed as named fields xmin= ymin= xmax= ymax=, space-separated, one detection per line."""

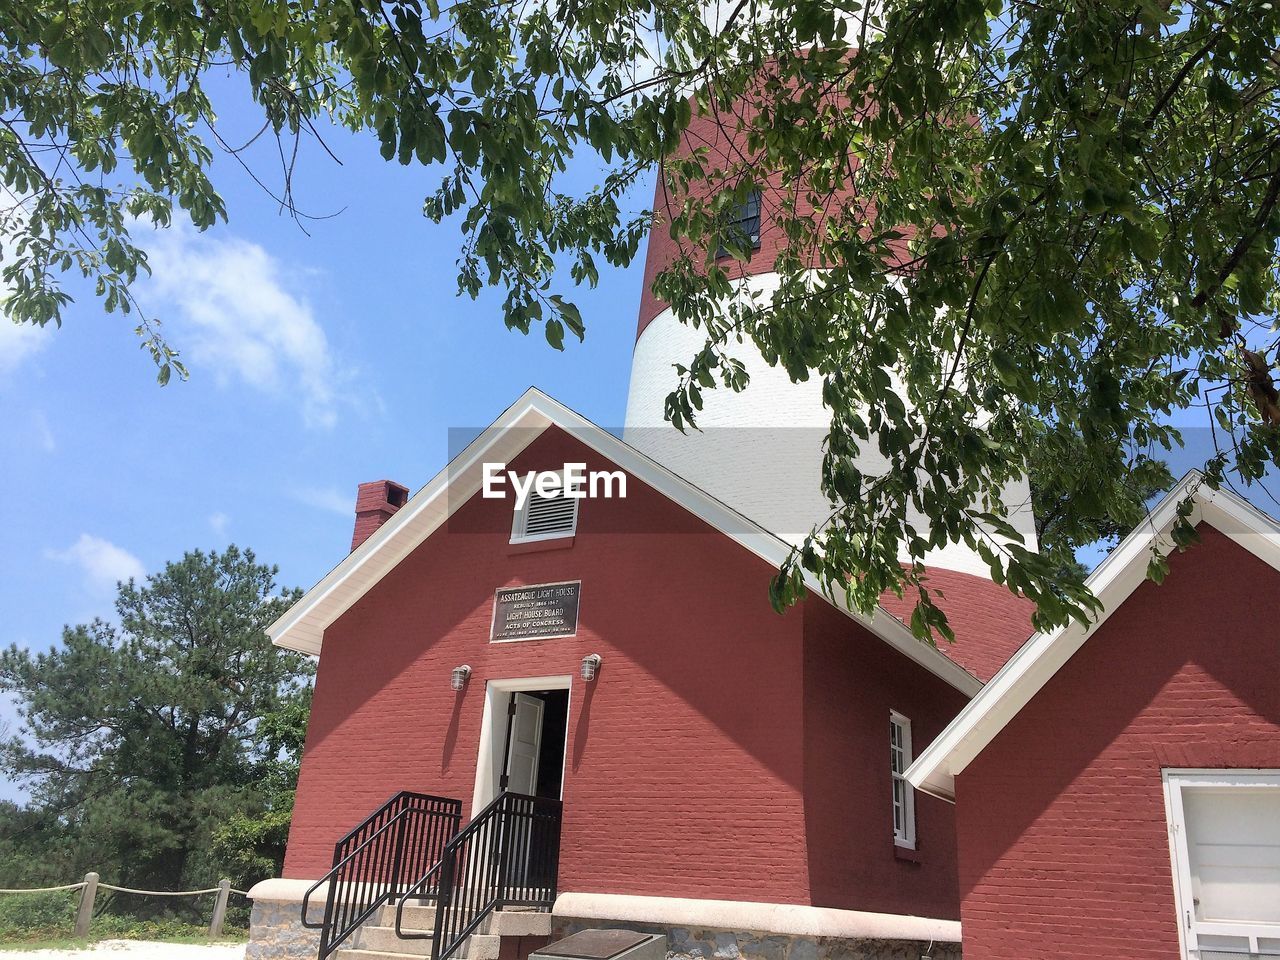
xmin=904 ymin=472 xmax=1280 ymax=802
xmin=269 ymin=388 xmax=983 ymax=696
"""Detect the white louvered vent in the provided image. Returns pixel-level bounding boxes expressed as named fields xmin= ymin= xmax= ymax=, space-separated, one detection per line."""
xmin=512 ymin=489 xmax=578 ymax=543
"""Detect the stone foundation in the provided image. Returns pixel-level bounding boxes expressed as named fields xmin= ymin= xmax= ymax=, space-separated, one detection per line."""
xmin=552 ymin=917 xmax=961 ymax=960
xmin=246 ymin=882 xmax=324 ymax=960
xmin=244 ymin=880 xmax=962 ymax=960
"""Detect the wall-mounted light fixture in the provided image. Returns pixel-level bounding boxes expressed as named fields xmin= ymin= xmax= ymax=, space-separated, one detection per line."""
xmin=450 ymin=665 xmax=472 ymax=691
xmin=580 ymin=654 xmax=602 ymax=682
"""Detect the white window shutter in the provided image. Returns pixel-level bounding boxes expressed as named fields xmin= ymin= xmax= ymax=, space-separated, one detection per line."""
xmin=512 ymin=489 xmax=578 ymax=542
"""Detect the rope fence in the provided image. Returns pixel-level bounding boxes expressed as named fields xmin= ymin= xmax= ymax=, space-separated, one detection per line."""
xmin=99 ymin=882 xmax=249 ymax=897
xmin=0 ymin=873 xmax=250 ymax=938
xmin=0 ymin=883 xmax=88 ymax=894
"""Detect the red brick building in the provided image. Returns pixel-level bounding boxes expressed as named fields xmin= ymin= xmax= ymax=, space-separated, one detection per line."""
xmin=907 ymin=476 xmax=1280 ymax=960
xmin=245 ymin=76 xmax=1048 ymax=955
xmin=250 ymin=390 xmax=1040 ymax=960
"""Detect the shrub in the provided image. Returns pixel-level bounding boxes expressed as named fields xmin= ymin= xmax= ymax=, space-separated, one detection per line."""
xmin=0 ymin=890 xmax=77 ymax=940
xmin=0 ymin=890 xmax=248 ymax=944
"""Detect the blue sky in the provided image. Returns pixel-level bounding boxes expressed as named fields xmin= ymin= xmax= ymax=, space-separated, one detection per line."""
xmin=0 ymin=122 xmax=649 ymax=648
xmin=0 ymin=92 xmax=650 ymax=800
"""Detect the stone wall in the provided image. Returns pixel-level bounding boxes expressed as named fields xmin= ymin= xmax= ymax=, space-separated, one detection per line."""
xmin=246 ymin=897 xmax=323 ymax=960
xmin=552 ymin=916 xmax=962 ymax=960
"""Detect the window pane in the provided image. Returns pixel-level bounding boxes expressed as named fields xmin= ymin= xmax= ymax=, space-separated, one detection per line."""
xmin=717 ymin=190 xmax=762 ymax=257
xmin=889 ymin=714 xmax=914 ymax=846
xmin=740 ymin=192 xmax=760 ymax=241
xmin=1184 ymin=786 xmax=1280 ymax=924
xmin=1197 ymin=933 xmax=1261 ymax=957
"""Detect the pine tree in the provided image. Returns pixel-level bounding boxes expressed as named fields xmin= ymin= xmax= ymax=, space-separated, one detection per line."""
xmin=0 ymin=546 xmax=312 ymax=896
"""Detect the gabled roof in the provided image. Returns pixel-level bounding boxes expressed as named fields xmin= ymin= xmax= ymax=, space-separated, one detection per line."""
xmin=905 ymin=472 xmax=1280 ymax=801
xmin=268 ymin=387 xmax=983 ymax=696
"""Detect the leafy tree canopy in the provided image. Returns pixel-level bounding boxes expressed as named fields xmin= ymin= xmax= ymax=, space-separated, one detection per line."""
xmin=4 ymin=0 xmax=1280 ymax=633
xmin=0 ymin=546 xmax=311 ymax=894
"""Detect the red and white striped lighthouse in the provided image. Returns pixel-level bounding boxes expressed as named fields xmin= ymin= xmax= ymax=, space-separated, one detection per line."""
xmin=622 ymin=41 xmax=1038 ymax=579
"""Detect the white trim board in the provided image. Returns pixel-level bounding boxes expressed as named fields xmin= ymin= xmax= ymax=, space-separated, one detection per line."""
xmin=246 ymin=881 xmax=962 ymax=944
xmin=268 ymin=387 xmax=983 ymax=696
xmin=905 ymin=472 xmax=1280 ymax=802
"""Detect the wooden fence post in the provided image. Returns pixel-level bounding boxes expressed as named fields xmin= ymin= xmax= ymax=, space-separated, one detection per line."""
xmin=208 ymin=878 xmax=231 ymax=939
xmin=74 ymin=872 xmax=98 ymax=938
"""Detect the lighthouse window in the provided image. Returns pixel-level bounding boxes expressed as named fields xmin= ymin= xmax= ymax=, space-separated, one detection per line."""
xmin=716 ymin=189 xmax=762 ymax=258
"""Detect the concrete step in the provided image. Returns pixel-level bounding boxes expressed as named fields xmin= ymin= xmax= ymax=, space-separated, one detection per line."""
xmin=356 ymin=927 xmax=434 ymax=956
xmin=340 ymin=931 xmax=500 ymax=960
xmin=380 ymin=903 xmax=436 ymax=931
xmin=487 ymin=911 xmax=552 ymax=937
xmin=464 ymin=933 xmax=502 ymax=960
xmin=378 ymin=904 xmax=550 ymax=937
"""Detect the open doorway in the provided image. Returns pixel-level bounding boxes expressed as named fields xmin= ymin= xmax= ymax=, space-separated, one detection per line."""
xmin=500 ymin=689 xmax=569 ymax=798
xmin=473 ymin=676 xmax=571 ymax=813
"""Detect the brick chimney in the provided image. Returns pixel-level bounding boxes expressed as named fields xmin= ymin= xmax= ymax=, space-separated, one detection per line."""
xmin=351 ymin=480 xmax=410 ymax=551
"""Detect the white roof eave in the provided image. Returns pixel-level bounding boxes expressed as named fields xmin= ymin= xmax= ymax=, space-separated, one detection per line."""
xmin=905 ymin=472 xmax=1280 ymax=802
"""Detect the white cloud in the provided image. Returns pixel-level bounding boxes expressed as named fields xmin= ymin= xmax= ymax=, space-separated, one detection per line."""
xmin=209 ymin=512 xmax=230 ymax=537
xmin=0 ymin=318 xmax=50 ymax=379
xmin=31 ymin=409 xmax=55 ymax=452
xmin=46 ymin=534 xmax=146 ymax=593
xmin=0 ymin=188 xmax=52 ymax=380
xmin=294 ymin=485 xmax=353 ymax=516
xmin=142 ymin=223 xmax=345 ymax=429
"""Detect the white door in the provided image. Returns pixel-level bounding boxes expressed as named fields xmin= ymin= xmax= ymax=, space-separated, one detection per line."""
xmin=1166 ymin=771 xmax=1280 ymax=957
xmin=503 ymin=694 xmax=543 ymax=796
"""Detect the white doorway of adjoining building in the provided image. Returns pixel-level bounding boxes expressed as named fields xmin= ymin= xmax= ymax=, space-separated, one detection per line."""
xmin=472 ymin=676 xmax=571 ymax=816
xmin=1163 ymin=769 xmax=1280 ymax=958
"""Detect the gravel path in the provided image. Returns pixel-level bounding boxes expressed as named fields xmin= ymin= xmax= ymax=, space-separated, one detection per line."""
xmin=5 ymin=941 xmax=245 ymax=959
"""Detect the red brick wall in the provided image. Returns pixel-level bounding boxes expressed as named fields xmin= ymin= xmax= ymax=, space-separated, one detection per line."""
xmin=802 ymin=597 xmax=969 ymax=919
xmin=636 ymin=86 xmax=916 ymax=339
xmin=954 ymin=524 xmax=1280 ymax=959
xmin=284 ymin=425 xmax=969 ymax=916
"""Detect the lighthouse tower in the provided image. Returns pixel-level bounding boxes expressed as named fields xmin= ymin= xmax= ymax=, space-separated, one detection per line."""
xmin=621 ymin=102 xmax=1038 ymax=579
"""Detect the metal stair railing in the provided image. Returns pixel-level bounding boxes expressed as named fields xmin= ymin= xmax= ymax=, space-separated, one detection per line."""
xmin=302 ymin=791 xmax=463 ymax=960
xmin=394 ymin=791 xmax=563 ymax=960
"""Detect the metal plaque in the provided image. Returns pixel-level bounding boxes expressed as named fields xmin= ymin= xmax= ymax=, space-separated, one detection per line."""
xmin=490 ymin=580 xmax=581 ymax=642
xmin=536 ymin=931 xmax=653 ymax=960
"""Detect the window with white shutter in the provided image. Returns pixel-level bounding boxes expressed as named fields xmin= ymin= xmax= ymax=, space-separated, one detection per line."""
xmin=511 ymin=485 xmax=578 ymax=543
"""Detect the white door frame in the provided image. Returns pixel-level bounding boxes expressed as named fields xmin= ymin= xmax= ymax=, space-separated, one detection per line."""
xmin=472 ymin=675 xmax=573 ymax=816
